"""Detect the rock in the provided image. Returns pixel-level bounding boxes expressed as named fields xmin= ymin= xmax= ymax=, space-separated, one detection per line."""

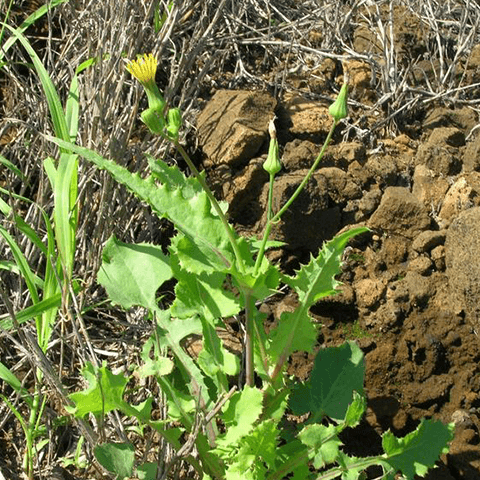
xmin=197 ymin=90 xmax=276 ymax=168
xmin=355 ymin=278 xmax=385 ymax=309
xmin=423 ymin=106 xmax=478 ymax=135
xmin=431 ymin=245 xmax=446 ymax=271
xmin=445 ymin=207 xmax=480 ymax=330
xmin=369 ymin=187 xmax=432 ymax=238
xmin=412 ymin=164 xmax=449 ymax=210
xmin=282 ymin=139 xmax=319 ymax=170
xmin=280 ymin=92 xmax=332 ymax=137
xmin=257 ymin=170 xmax=340 ymax=251
xmin=411 ymin=230 xmax=446 ymax=253
xmin=317 ymin=167 xmax=362 ymax=202
xmin=355 ymin=187 xmax=382 ymax=222
xmin=415 ymin=128 xmax=463 ymax=176
xmin=463 ymin=133 xmax=480 ymax=172
xmin=428 ymin=127 xmax=465 ymax=148
xmin=404 ymin=374 xmax=453 ymax=407
xmin=439 ymin=173 xmax=480 ymax=223
xmin=409 ymin=255 xmax=432 ymax=275
xmin=364 ymin=154 xmax=399 ymax=187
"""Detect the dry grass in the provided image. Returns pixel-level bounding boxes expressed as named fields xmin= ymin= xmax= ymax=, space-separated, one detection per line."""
xmin=0 ymin=0 xmax=479 ymax=478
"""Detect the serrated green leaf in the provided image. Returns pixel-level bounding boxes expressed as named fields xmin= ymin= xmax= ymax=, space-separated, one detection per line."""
xmin=298 ymin=423 xmax=342 ymax=469
xmin=171 ymin=260 xmax=240 ymax=321
xmin=241 ymin=420 xmax=279 ymax=468
xmin=381 ymin=419 xmax=454 ymax=479
xmin=46 ymin=139 xmax=241 ymax=273
xmin=267 ymin=310 xmax=318 ymax=363
xmin=289 ymin=341 xmax=364 ymax=422
xmin=217 ymin=386 xmax=263 ymax=448
xmin=94 ymin=442 xmax=135 ymax=480
xmin=68 ymin=363 xmax=129 ymax=418
xmin=124 ymin=397 xmax=153 ymax=423
xmin=284 ymin=227 xmax=369 ymax=307
xmin=343 ymin=391 xmax=366 ymax=428
xmin=98 ymin=236 xmax=172 ymax=310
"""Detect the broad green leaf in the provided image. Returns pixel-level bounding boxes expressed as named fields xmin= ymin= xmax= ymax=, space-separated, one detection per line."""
xmin=298 ymin=423 xmax=342 ymax=469
xmin=123 ymin=397 xmax=153 ymax=423
xmin=172 ymin=262 xmax=240 ymax=321
xmin=94 ymin=442 xmax=135 ymax=480
xmin=98 ymin=236 xmax=172 ymax=310
xmin=240 ymin=420 xmax=279 ymax=469
xmin=289 ymin=341 xmax=364 ymax=422
xmin=136 ymin=462 xmax=158 ymax=480
xmin=216 ymin=386 xmax=263 ymax=449
xmin=284 ymin=227 xmax=369 ymax=307
xmin=267 ymin=309 xmax=317 ymax=362
xmin=67 ymin=362 xmax=129 ymax=418
xmin=381 ymin=419 xmax=454 ymax=479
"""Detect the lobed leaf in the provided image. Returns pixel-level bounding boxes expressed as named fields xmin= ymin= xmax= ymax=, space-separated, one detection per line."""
xmin=216 ymin=386 xmax=264 ymax=450
xmin=283 ymin=226 xmax=369 ymax=308
xmin=381 ymin=419 xmax=455 ymax=479
xmin=289 ymin=341 xmax=364 ymax=423
xmin=68 ymin=363 xmax=129 ymax=418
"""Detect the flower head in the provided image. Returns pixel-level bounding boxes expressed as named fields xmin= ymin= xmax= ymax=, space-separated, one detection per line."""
xmin=126 ymin=53 xmax=165 ymax=121
xmin=126 ymin=53 xmax=158 ymax=87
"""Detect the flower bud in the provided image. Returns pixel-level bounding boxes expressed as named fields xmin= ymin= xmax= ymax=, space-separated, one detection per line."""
xmin=263 ymin=119 xmax=281 ymax=176
xmin=329 ymin=83 xmax=349 ymax=122
xmin=141 ymin=107 xmax=165 ymax=135
xmin=165 ymin=108 xmax=182 ymax=141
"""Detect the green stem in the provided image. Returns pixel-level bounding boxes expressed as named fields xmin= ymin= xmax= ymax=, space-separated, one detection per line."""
xmin=267 ymin=173 xmax=275 ymax=222
xmin=254 ymin=120 xmax=338 ymax=276
xmin=174 ymin=142 xmax=246 ymax=274
xmin=244 ymin=293 xmax=255 ymax=387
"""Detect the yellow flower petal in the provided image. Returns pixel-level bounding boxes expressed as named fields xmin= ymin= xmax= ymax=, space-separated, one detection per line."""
xmin=126 ymin=53 xmax=157 ymax=85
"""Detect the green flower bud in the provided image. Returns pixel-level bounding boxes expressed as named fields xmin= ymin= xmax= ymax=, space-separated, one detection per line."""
xmin=140 ymin=108 xmax=165 ymax=135
xmin=329 ymin=83 xmax=349 ymax=121
xmin=165 ymin=108 xmax=182 ymax=141
xmin=263 ymin=119 xmax=281 ymax=176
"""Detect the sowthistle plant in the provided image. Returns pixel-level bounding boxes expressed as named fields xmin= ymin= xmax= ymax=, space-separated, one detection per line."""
xmin=45 ymin=54 xmax=454 ymax=479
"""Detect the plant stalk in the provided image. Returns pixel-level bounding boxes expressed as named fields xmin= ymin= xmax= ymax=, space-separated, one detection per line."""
xmin=253 ymin=119 xmax=338 ymax=276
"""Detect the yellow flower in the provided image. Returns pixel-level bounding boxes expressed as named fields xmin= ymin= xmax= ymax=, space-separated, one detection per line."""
xmin=126 ymin=53 xmax=158 ymax=87
xmin=126 ymin=53 xmax=165 ymax=122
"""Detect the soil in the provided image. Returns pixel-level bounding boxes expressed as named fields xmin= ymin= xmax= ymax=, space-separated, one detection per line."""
xmin=2 ymin=1 xmax=480 ymax=479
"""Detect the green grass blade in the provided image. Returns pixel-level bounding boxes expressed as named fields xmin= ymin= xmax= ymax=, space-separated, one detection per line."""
xmin=0 ymin=154 xmax=27 ymax=181
xmin=0 ymin=362 xmax=34 ymax=409
xmin=1 ymin=23 xmax=70 ymax=143
xmin=0 ymin=0 xmax=67 ymax=65
xmin=54 ymin=153 xmax=78 ymax=275
xmin=0 ymin=225 xmax=39 ymax=304
xmin=66 ymin=74 xmax=79 ymax=142
xmin=0 ymin=284 xmax=80 ymax=331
